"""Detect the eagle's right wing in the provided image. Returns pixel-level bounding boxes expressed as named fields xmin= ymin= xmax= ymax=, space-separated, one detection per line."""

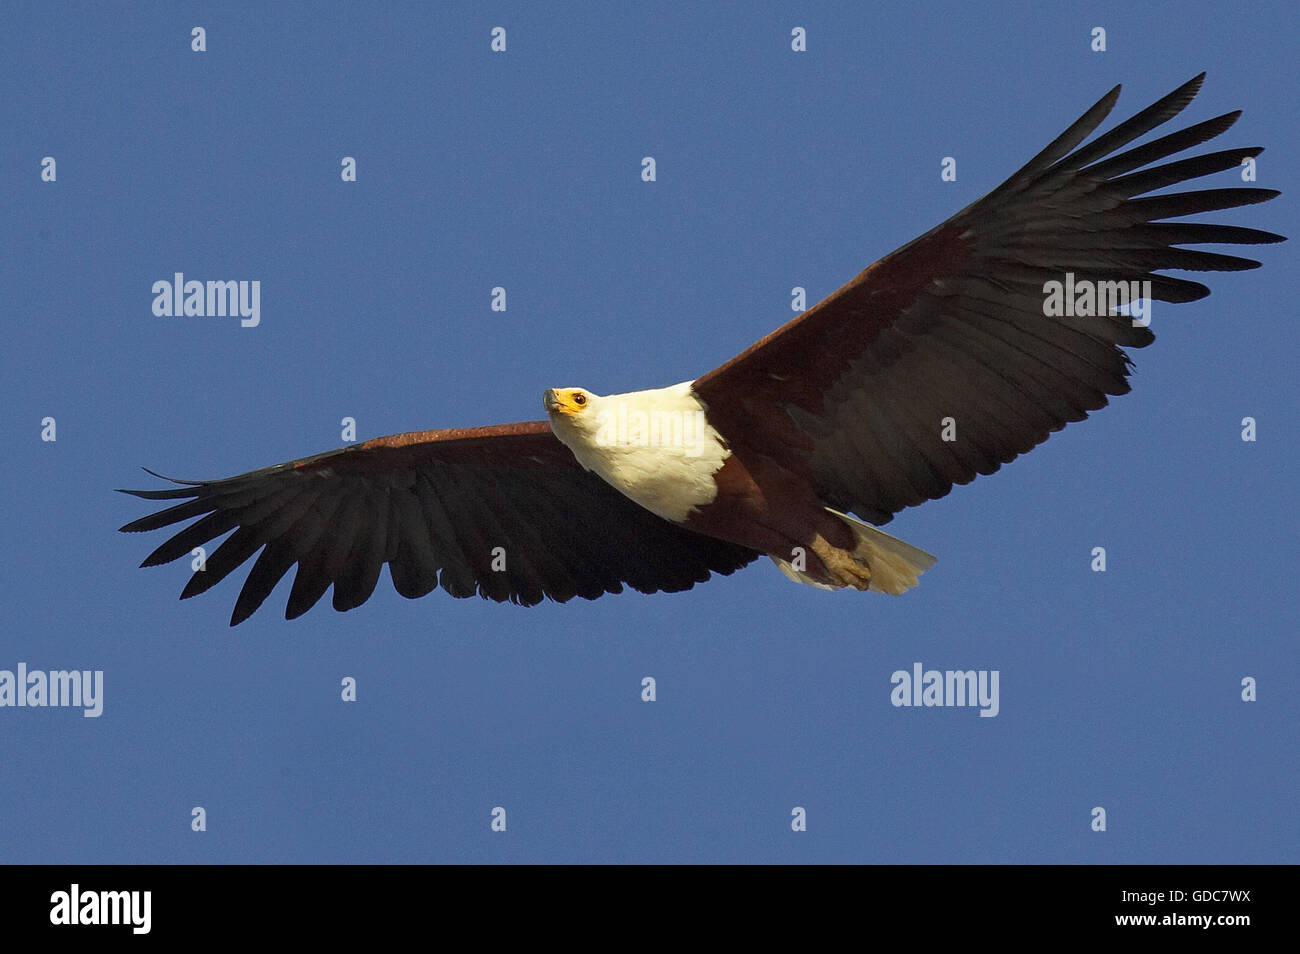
xmin=120 ymin=421 xmax=758 ymax=625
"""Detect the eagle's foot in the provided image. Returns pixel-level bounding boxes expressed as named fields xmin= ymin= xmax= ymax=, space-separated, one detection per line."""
xmin=810 ymin=534 xmax=873 ymax=590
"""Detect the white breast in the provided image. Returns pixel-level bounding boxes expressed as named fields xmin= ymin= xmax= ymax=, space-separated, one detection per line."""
xmin=551 ymin=381 xmax=730 ymax=523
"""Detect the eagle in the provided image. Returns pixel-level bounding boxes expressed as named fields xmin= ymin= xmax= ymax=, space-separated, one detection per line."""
xmin=121 ymin=74 xmax=1283 ymax=625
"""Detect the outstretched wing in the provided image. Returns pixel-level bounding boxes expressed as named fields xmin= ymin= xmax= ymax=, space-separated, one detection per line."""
xmin=120 ymin=422 xmax=759 ymax=625
xmin=694 ymin=74 xmax=1284 ymax=525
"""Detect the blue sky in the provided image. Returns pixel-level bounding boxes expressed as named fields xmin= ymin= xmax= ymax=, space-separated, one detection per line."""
xmin=3 ymin=1 xmax=1296 ymax=863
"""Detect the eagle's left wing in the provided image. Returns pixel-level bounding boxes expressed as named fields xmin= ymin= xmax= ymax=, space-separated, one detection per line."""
xmin=693 ymin=74 xmax=1284 ymax=525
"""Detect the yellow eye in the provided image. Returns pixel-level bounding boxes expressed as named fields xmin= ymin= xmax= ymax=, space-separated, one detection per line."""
xmin=572 ymin=392 xmax=586 ymax=406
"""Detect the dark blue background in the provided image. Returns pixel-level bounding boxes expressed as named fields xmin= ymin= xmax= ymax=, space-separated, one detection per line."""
xmin=3 ymin=1 xmax=1295 ymax=862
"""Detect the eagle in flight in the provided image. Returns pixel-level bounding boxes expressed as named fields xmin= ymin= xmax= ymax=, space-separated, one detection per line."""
xmin=122 ymin=74 xmax=1283 ymax=624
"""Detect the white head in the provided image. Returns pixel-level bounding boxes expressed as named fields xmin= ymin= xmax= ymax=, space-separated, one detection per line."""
xmin=543 ymin=387 xmax=603 ymax=445
xmin=541 ymin=381 xmax=729 ymax=521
